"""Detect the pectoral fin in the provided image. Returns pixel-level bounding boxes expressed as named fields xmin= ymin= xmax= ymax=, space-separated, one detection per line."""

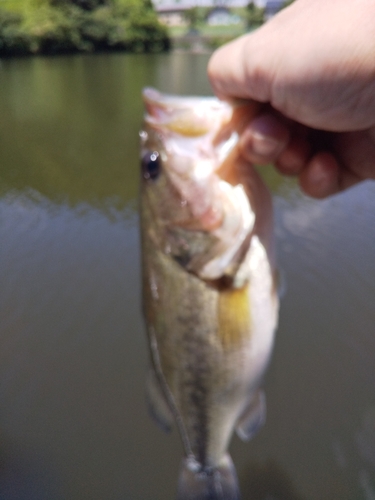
xmin=235 ymin=390 xmax=266 ymax=442
xmin=275 ymin=268 xmax=286 ymax=300
xmin=146 ymin=368 xmax=173 ymax=433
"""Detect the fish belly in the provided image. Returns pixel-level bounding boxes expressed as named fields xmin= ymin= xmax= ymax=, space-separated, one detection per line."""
xmin=143 ymin=232 xmax=277 ymax=468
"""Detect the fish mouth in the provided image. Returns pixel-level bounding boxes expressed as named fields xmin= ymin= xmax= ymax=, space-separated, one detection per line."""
xmin=142 ymin=87 xmax=233 ymax=138
xmin=142 ymin=87 xmax=222 ymax=112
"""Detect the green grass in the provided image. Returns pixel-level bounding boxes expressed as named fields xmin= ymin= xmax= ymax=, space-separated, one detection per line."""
xmin=168 ymin=23 xmax=247 ymax=39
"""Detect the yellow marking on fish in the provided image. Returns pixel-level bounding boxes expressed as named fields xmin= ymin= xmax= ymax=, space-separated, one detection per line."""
xmin=167 ymin=119 xmax=210 ymax=137
xmin=217 ymin=286 xmax=251 ymax=349
xmin=164 ymin=109 xmax=211 ymax=137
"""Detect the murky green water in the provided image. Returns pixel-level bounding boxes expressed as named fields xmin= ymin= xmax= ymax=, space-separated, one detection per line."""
xmin=0 ymin=53 xmax=375 ymax=500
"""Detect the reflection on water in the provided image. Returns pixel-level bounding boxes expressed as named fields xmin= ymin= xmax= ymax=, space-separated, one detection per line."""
xmin=0 ymin=53 xmax=211 ymax=209
xmin=0 ymin=53 xmax=375 ymax=499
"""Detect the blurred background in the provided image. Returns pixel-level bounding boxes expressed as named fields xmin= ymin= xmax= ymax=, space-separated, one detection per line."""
xmin=0 ymin=4 xmax=375 ymax=499
xmin=0 ymin=0 xmax=292 ymax=56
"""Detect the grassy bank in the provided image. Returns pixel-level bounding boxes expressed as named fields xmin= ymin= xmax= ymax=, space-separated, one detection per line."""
xmin=166 ymin=4 xmax=264 ymax=51
xmin=169 ymin=24 xmax=252 ymax=52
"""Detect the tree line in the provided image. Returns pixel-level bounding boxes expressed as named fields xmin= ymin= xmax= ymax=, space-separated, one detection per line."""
xmin=0 ymin=0 xmax=170 ymax=55
xmin=0 ymin=0 xmax=294 ymax=57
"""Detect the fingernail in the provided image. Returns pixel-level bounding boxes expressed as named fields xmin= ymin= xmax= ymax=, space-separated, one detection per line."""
xmin=300 ymin=152 xmax=339 ymax=199
xmin=251 ymin=132 xmax=281 ymax=157
xmin=309 ymin=166 xmax=328 ymax=186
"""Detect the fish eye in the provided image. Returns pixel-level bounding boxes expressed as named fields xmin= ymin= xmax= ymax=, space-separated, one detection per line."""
xmin=142 ymin=151 xmax=161 ymax=181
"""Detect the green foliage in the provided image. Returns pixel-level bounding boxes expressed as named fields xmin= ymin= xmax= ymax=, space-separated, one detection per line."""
xmin=245 ymin=2 xmax=264 ymax=28
xmin=280 ymin=0 xmax=295 ymax=8
xmin=0 ymin=0 xmax=170 ymax=55
xmin=183 ymin=7 xmax=207 ymax=32
xmin=51 ymin=0 xmax=110 ymax=12
xmin=0 ymin=9 xmax=33 ymax=54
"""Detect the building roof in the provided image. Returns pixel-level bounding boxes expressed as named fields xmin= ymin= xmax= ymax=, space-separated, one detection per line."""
xmin=153 ymin=0 xmax=285 ymax=13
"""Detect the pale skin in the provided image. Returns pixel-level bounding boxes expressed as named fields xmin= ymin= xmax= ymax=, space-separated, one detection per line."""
xmin=208 ymin=0 xmax=375 ymax=198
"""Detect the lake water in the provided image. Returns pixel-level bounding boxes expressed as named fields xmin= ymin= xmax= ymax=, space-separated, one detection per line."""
xmin=0 ymin=52 xmax=375 ymax=500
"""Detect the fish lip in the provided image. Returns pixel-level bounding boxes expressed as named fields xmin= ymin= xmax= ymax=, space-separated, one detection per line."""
xmin=142 ymin=88 xmax=169 ymax=128
xmin=142 ymin=89 xmax=247 ymax=161
xmin=142 ymin=87 xmax=169 ymax=116
xmin=142 ymin=87 xmax=190 ymax=119
xmin=142 ymin=87 xmax=222 ymax=108
xmin=142 ymin=87 xmax=162 ymax=102
xmin=142 ymin=87 xmax=232 ymax=123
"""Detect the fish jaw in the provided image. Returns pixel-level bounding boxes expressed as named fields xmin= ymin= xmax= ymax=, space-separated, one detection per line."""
xmin=143 ymin=87 xmax=233 ymax=137
xmin=142 ymin=87 xmax=234 ymax=233
xmin=141 ymin=89 xmax=257 ymax=281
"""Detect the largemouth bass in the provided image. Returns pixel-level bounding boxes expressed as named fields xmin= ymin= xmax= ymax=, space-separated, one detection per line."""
xmin=140 ymin=88 xmax=279 ymax=500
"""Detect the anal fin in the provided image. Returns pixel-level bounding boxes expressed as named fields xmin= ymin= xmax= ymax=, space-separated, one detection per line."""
xmin=146 ymin=368 xmax=174 ymax=433
xmin=235 ymin=389 xmax=266 ymax=442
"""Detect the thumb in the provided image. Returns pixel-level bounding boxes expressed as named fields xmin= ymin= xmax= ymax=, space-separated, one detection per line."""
xmin=207 ymin=31 xmax=275 ymax=104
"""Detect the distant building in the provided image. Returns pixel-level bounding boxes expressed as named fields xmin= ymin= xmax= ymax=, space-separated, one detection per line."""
xmin=154 ymin=0 xmax=249 ymax=16
xmin=154 ymin=0 xmax=285 ymax=25
xmin=206 ymin=6 xmax=242 ymax=25
xmin=157 ymin=6 xmax=186 ymax=26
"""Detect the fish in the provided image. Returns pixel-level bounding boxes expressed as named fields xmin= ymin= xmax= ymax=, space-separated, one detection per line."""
xmin=140 ymin=87 xmax=279 ymax=500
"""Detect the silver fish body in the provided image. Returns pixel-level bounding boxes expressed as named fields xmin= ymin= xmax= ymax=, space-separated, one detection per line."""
xmin=140 ymin=88 xmax=279 ymax=500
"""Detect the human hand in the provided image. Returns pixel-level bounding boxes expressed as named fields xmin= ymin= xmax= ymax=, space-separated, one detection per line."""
xmin=208 ymin=0 xmax=375 ymax=198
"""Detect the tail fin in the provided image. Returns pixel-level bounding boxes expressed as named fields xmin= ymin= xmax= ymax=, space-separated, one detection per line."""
xmin=176 ymin=454 xmax=240 ymax=500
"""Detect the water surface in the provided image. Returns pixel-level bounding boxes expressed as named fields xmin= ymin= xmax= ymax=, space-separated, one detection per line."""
xmin=0 ymin=53 xmax=374 ymax=500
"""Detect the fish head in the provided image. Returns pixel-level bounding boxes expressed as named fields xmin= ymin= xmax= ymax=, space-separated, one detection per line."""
xmin=140 ymin=88 xmax=256 ymax=282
